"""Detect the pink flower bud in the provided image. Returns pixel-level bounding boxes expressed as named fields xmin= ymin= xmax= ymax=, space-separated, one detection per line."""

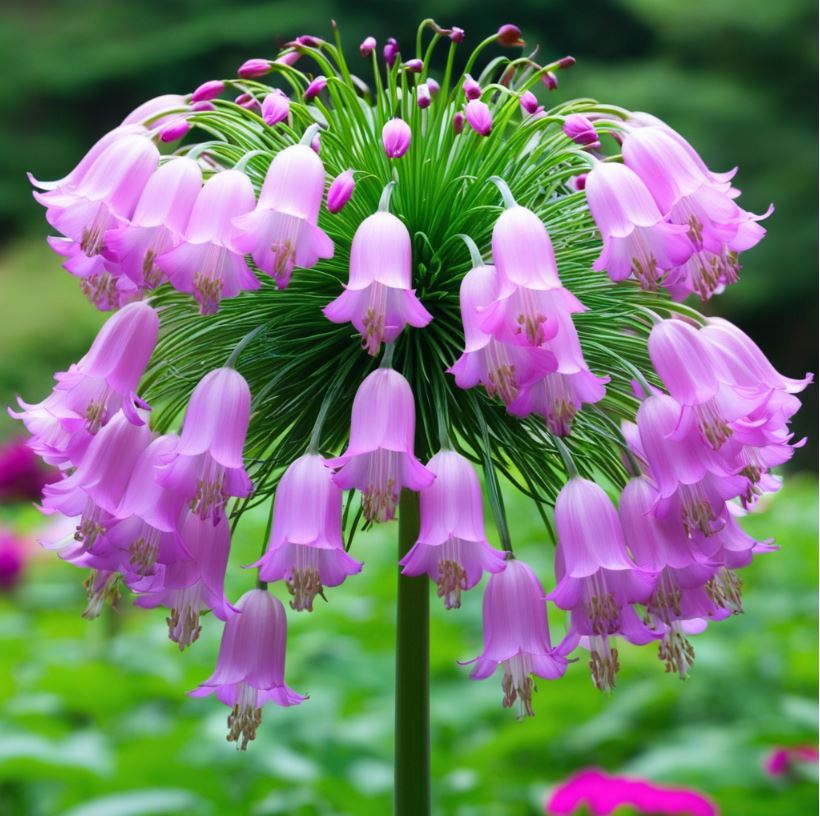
xmin=275 ymin=51 xmax=301 ymax=67
xmin=542 ymin=71 xmax=558 ymax=91
xmin=449 ymin=27 xmax=465 ymax=43
xmin=403 ymin=58 xmax=423 ymax=73
xmin=416 ymin=83 xmax=432 ymax=109
xmin=291 ymin=34 xmax=322 ymax=48
xmin=563 ymin=113 xmax=600 ymax=148
xmin=303 ymin=75 xmax=327 ymax=102
xmin=261 ymin=91 xmax=290 ymax=126
xmin=496 ymin=24 xmax=523 ymax=46
xmin=382 ymin=118 xmax=411 ymax=158
xmin=383 ymin=37 xmax=399 ymax=68
xmin=310 ymin=133 xmax=321 ymax=154
xmin=237 ymin=58 xmax=271 ymax=79
xmin=427 ymin=77 xmax=440 ymax=96
xmin=360 ymin=36 xmax=377 ymax=57
xmin=569 ymin=173 xmax=587 ymax=192
xmin=234 ymin=93 xmax=259 ymax=110
xmin=453 ymin=111 xmax=465 ymax=134
xmin=465 ymin=99 xmax=492 ymax=136
xmin=520 ymin=90 xmax=540 ymax=115
xmin=191 ymin=101 xmax=215 ymax=112
xmin=158 ymin=118 xmax=190 ymax=143
xmin=191 ymin=80 xmax=225 ymax=103
xmin=326 ymin=169 xmax=354 ymax=214
xmin=463 ymin=74 xmax=481 ymax=100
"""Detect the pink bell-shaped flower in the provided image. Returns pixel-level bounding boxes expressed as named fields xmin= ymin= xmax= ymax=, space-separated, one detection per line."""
xmin=464 ymin=99 xmax=492 ymax=136
xmin=252 ymin=453 xmax=362 ymax=611
xmin=261 ymin=90 xmax=290 ymax=126
xmin=329 ymin=368 xmax=434 ymax=522
xmin=323 ymin=210 xmax=432 ymax=355
xmin=464 ymin=559 xmax=569 ymax=717
xmin=400 ymin=450 xmax=506 ymax=609
xmin=382 ymin=118 xmax=411 ymax=158
xmin=190 ymin=588 xmax=306 ymax=750
xmin=156 ymin=169 xmax=258 ymax=314
xmin=232 ymin=143 xmax=333 ymax=289
xmin=156 ymin=367 xmax=252 ymax=524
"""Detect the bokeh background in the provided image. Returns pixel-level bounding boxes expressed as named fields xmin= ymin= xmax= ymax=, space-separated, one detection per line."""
xmin=0 ymin=1 xmax=816 ymax=815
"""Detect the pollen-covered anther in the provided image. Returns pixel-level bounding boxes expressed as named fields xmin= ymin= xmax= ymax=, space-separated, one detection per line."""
xmin=706 ymin=568 xmax=743 ymax=614
xmin=587 ymin=592 xmax=621 ymax=636
xmin=271 ymin=239 xmax=295 ymax=282
xmin=227 ymin=703 xmax=263 ymax=751
xmin=361 ymin=307 xmax=385 ymax=354
xmin=631 ymin=254 xmax=660 ymax=289
xmin=167 ymin=605 xmax=202 ymax=650
xmin=287 ymin=567 xmax=325 ymax=612
xmin=589 ymin=645 xmax=620 ymax=692
xmin=362 ymin=478 xmax=399 ymax=523
xmin=436 ymin=558 xmax=468 ymax=609
xmin=192 ymin=272 xmax=224 ymax=312
xmin=192 ymin=473 xmax=227 ymax=519
xmin=515 ymin=311 xmax=548 ymax=346
xmin=74 ymin=515 xmax=106 ymax=550
xmin=486 ymin=363 xmax=518 ymax=404
xmin=129 ymin=535 xmax=159 ymax=576
xmin=502 ymin=669 xmax=535 ymax=718
xmin=82 ymin=571 xmax=121 ymax=620
xmin=658 ymin=626 xmax=696 ymax=679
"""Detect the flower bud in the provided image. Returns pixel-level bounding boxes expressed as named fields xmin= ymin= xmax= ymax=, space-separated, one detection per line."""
xmin=427 ymin=77 xmax=440 ymax=96
xmin=416 ymin=83 xmax=432 ymax=109
xmin=453 ymin=111 xmax=465 ymax=134
xmin=327 ymin=169 xmax=354 ymax=214
xmin=360 ymin=36 xmax=377 ymax=57
xmin=542 ymin=71 xmax=558 ymax=91
xmin=261 ymin=91 xmax=290 ymax=126
xmin=158 ymin=118 xmax=190 ymax=143
xmin=403 ymin=58 xmax=423 ymax=73
xmin=449 ymin=27 xmax=465 ymax=43
xmin=382 ymin=118 xmax=411 ymax=158
xmin=383 ymin=37 xmax=399 ymax=68
xmin=291 ymin=34 xmax=322 ymax=48
xmin=465 ymin=99 xmax=492 ymax=136
xmin=191 ymin=101 xmax=215 ymax=112
xmin=303 ymin=76 xmax=327 ymax=102
xmin=234 ymin=93 xmax=259 ymax=110
xmin=275 ymin=51 xmax=301 ymax=67
xmin=496 ymin=24 xmax=523 ymax=47
xmin=563 ymin=113 xmax=600 ymax=148
xmin=237 ymin=58 xmax=271 ymax=79
xmin=520 ymin=90 xmax=540 ymax=115
xmin=191 ymin=80 xmax=225 ymax=103
xmin=463 ymin=74 xmax=481 ymax=100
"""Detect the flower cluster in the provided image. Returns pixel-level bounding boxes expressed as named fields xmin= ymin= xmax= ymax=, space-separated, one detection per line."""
xmin=15 ymin=19 xmax=808 ymax=747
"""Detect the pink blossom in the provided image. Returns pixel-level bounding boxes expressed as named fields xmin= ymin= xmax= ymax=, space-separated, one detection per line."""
xmin=252 ymin=454 xmax=362 ymax=611
xmin=584 ymin=161 xmax=693 ymax=290
xmin=237 ymin=58 xmax=271 ymax=78
xmin=496 ymin=24 xmax=523 ymax=47
xmin=520 ymin=90 xmax=542 ymax=115
xmin=191 ymin=80 xmax=224 ymax=103
xmin=360 ymin=36 xmax=377 ymax=57
xmin=465 ymin=99 xmax=492 ymax=136
xmin=158 ymin=118 xmax=190 ymax=143
xmin=542 ymin=71 xmax=558 ymax=91
xmin=328 ymin=368 xmax=434 ymax=523
xmin=156 ymin=169 xmax=258 ymax=313
xmin=326 ymin=169 xmax=354 ymax=214
xmin=261 ymin=91 xmax=290 ymax=126
xmin=323 ymin=211 xmax=432 ymax=355
xmin=416 ymin=82 xmax=432 ymax=109
xmin=382 ymin=118 xmax=412 ymax=158
xmin=427 ymin=78 xmax=440 ymax=96
xmin=463 ymin=74 xmax=481 ymax=100
xmin=765 ymin=745 xmax=819 ymax=777
xmin=400 ymin=450 xmax=506 ymax=608
xmin=190 ymin=588 xmax=306 ymax=750
xmin=465 ymin=559 xmax=569 ymax=716
xmin=383 ymin=38 xmax=400 ymax=68
xmin=232 ymin=144 xmax=333 ymax=289
xmin=403 ymin=58 xmax=423 ymax=73
xmin=563 ymin=114 xmax=600 ymax=148
xmin=303 ymin=76 xmax=327 ymax=102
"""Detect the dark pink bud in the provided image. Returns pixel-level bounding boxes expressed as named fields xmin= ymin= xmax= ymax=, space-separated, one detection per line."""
xmin=465 ymin=99 xmax=492 ymax=136
xmin=234 ymin=93 xmax=259 ymax=110
xmin=383 ymin=37 xmax=399 ymax=68
xmin=237 ymin=58 xmax=271 ymax=79
xmin=563 ymin=113 xmax=600 ymax=148
xmin=261 ymin=91 xmax=290 ymax=125
xmin=496 ymin=24 xmax=523 ymax=46
xmin=158 ymin=118 xmax=190 ymax=143
xmin=403 ymin=58 xmax=423 ymax=73
xmin=382 ymin=118 xmax=411 ymax=158
xmin=453 ymin=111 xmax=465 ymax=134
xmin=558 ymin=56 xmax=576 ymax=69
xmin=449 ymin=27 xmax=465 ymax=43
xmin=275 ymin=51 xmax=301 ymax=67
xmin=463 ymin=74 xmax=481 ymax=100
xmin=542 ymin=71 xmax=558 ymax=91
xmin=520 ymin=90 xmax=540 ymax=115
xmin=360 ymin=36 xmax=377 ymax=57
xmin=191 ymin=80 xmax=225 ymax=103
xmin=427 ymin=77 xmax=440 ymax=96
xmin=416 ymin=83 xmax=432 ymax=109
xmin=291 ymin=35 xmax=322 ymax=48
xmin=327 ymin=169 xmax=354 ymax=214
xmin=569 ymin=173 xmax=587 ymax=192
xmin=191 ymin=101 xmax=215 ymax=112
xmin=303 ymin=76 xmax=327 ymax=102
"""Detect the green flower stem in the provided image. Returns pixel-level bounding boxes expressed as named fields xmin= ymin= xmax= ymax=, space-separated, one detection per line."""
xmin=395 ymin=489 xmax=431 ymax=816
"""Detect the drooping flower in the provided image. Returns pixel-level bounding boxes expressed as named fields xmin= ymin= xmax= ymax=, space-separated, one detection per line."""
xmin=329 ymin=368 xmax=434 ymax=523
xmin=191 ymin=80 xmax=225 ymax=103
xmin=496 ymin=24 xmax=523 ymax=46
xmin=11 ymin=301 xmax=159 ymax=467
xmin=323 ymin=210 xmax=432 ymax=355
xmin=520 ymin=90 xmax=542 ymax=115
xmin=463 ymin=74 xmax=481 ymax=100
xmin=237 ymin=58 xmax=271 ymax=78
xmin=156 ymin=367 xmax=252 ymax=524
xmin=104 ymin=157 xmax=202 ymax=291
xmin=549 ymin=477 xmax=657 ymax=691
xmin=465 ymin=559 xmax=569 ymax=716
xmin=584 ymin=160 xmax=693 ymax=290
xmin=360 ymin=36 xmax=377 ymax=57
xmin=156 ymin=169 xmax=258 ymax=313
xmin=326 ymin=169 xmax=354 ymax=214
xmin=383 ymin=37 xmax=399 ymax=68
xmin=158 ymin=118 xmax=191 ymax=143
xmin=252 ymin=453 xmax=362 ymax=611
xmin=232 ymin=144 xmax=333 ymax=289
xmin=303 ymin=76 xmax=327 ymax=101
xmin=190 ymin=588 xmax=306 ymax=749
xmin=563 ymin=114 xmax=600 ymax=149
xmin=382 ymin=118 xmax=412 ymax=158
xmin=261 ymin=90 xmax=290 ymax=126
xmin=400 ymin=450 xmax=506 ymax=608
xmin=465 ymin=99 xmax=492 ymax=136
xmin=120 ymin=94 xmax=187 ymax=130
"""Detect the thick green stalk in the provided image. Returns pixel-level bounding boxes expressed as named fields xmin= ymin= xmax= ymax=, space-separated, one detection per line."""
xmin=395 ymin=489 xmax=430 ymax=815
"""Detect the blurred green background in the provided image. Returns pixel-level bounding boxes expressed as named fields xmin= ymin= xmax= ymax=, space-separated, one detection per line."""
xmin=0 ymin=1 xmax=816 ymax=814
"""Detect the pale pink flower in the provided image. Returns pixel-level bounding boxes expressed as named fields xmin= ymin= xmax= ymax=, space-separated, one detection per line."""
xmin=382 ymin=118 xmax=412 ymax=158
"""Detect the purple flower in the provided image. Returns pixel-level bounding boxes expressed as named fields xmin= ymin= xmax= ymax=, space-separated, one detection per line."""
xmin=463 ymin=74 xmax=481 ymax=100
xmin=104 ymin=157 xmax=202 ymax=290
xmin=158 ymin=118 xmax=190 ymax=143
xmin=323 ymin=211 xmax=432 ymax=355
xmin=400 ymin=450 xmax=506 ymax=608
xmin=465 ymin=99 xmax=492 ymax=136
xmin=326 ymin=169 xmax=354 ymax=214
xmin=548 ymin=478 xmax=657 ymax=691
xmin=156 ymin=367 xmax=252 ymax=524
xmin=0 ymin=438 xmax=56 ymax=502
xmin=360 ymin=36 xmax=377 ymax=57
xmin=453 ymin=112 xmax=465 ymax=134
xmin=382 ymin=118 xmax=412 ymax=158
xmin=403 ymin=58 xmax=423 ymax=73
xmin=156 ymin=169 xmax=258 ymax=314
xmin=237 ymin=58 xmax=271 ymax=78
xmin=328 ymin=368 xmax=434 ymax=523
xmin=542 ymin=71 xmax=558 ymax=91
xmin=232 ymin=144 xmax=333 ymax=289
xmin=520 ymin=90 xmax=541 ymax=115
xmin=190 ymin=588 xmax=306 ymax=750
xmin=11 ymin=301 xmax=159 ymax=467
xmin=449 ymin=27 xmax=465 ymax=43
xmin=383 ymin=37 xmax=399 ymax=68
xmin=261 ymin=91 xmax=290 ymax=126
xmin=191 ymin=80 xmax=225 ymax=103
xmin=584 ymin=161 xmax=694 ymax=290
xmin=252 ymin=454 xmax=362 ymax=611
xmin=416 ymin=82 xmax=432 ymax=109
xmin=465 ymin=559 xmax=569 ymax=717
xmin=303 ymin=75 xmax=327 ymax=102
xmin=563 ymin=114 xmax=600 ymax=148
xmin=496 ymin=24 xmax=523 ymax=47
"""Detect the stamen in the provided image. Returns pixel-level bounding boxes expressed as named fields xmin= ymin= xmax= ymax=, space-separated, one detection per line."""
xmin=227 ymin=684 xmax=262 ymax=751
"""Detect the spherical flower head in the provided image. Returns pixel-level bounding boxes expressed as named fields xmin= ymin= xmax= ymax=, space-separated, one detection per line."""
xmin=252 ymin=454 xmax=362 ymax=611
xmin=383 ymin=37 xmax=399 ymax=68
xmin=261 ymin=91 xmax=290 ymax=126
xmin=463 ymin=74 xmax=481 ymax=101
xmin=465 ymin=99 xmax=492 ymax=136
xmin=360 ymin=36 xmax=377 ymax=57
xmin=158 ymin=118 xmax=191 ymax=143
xmin=465 ymin=559 xmax=568 ymax=717
xmin=156 ymin=367 xmax=252 ymax=523
xmin=323 ymin=211 xmax=432 ymax=355
xmin=191 ymin=80 xmax=225 ymax=103
xmin=232 ymin=144 xmax=333 ymax=289
xmin=303 ymin=76 xmax=327 ymax=102
xmin=416 ymin=82 xmax=432 ymax=109
xmin=563 ymin=114 xmax=600 ymax=148
xmin=400 ymin=450 xmax=506 ymax=608
xmin=496 ymin=24 xmax=523 ymax=47
xmin=190 ymin=588 xmax=306 ymax=750
xmin=328 ymin=368 xmax=434 ymax=523
xmin=326 ymin=169 xmax=354 ymax=214
xmin=156 ymin=169 xmax=259 ymax=314
xmin=0 ymin=529 xmax=26 ymax=590
xmin=237 ymin=58 xmax=271 ymax=78
xmin=382 ymin=118 xmax=412 ymax=158
xmin=520 ymin=90 xmax=541 ymax=115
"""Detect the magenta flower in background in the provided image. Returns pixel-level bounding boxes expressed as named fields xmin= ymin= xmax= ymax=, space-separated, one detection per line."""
xmin=104 ymin=157 xmax=202 ymax=290
xmin=156 ymin=169 xmax=258 ymax=313
xmin=426 ymin=77 xmax=440 ymax=96
xmin=0 ymin=438 xmax=57 ymax=502
xmin=765 ymin=745 xmax=819 ymax=778
xmin=232 ymin=144 xmax=333 ymax=289
xmin=382 ymin=118 xmax=412 ymax=158
xmin=261 ymin=90 xmax=290 ymax=126
xmin=191 ymin=80 xmax=225 ymax=103
xmin=563 ymin=113 xmax=600 ymax=149
xmin=326 ymin=169 xmax=355 ymax=214
xmin=252 ymin=454 xmax=362 ymax=612
xmin=448 ymin=262 xmax=556 ymax=404
xmin=463 ymin=74 xmax=481 ymax=100
xmin=329 ymin=368 xmax=434 ymax=523
xmin=323 ymin=211 xmax=432 ymax=355
xmin=400 ymin=450 xmax=506 ymax=609
xmin=0 ymin=529 xmax=26 ymax=590
xmin=360 ymin=36 xmax=376 ymax=57
xmin=190 ymin=587 xmax=306 ymax=749
xmin=585 ymin=160 xmax=693 ymax=290
xmin=134 ymin=511 xmax=234 ymax=649
xmin=465 ymin=99 xmax=492 ymax=135
xmin=549 ymin=477 xmax=657 ymax=691
xmin=465 ymin=559 xmax=569 ymax=716
xmin=237 ymin=58 xmax=271 ymax=78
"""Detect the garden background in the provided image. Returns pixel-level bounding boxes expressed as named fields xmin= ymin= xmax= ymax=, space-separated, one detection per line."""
xmin=0 ymin=1 xmax=816 ymax=814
